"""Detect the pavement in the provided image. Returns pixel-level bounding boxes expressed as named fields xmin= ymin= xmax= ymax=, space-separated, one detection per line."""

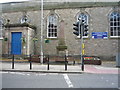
xmin=0 ymin=59 xmax=119 ymax=74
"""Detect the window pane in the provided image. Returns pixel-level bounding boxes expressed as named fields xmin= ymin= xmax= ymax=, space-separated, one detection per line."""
xmin=110 ymin=27 xmax=114 ymax=36
xmin=48 ymin=14 xmax=58 ymax=38
xmin=111 ymin=32 xmax=113 ymax=36
xmin=51 ymin=33 xmax=53 ymax=37
xmin=110 ymin=22 xmax=113 ymax=26
xmin=118 ymin=30 xmax=120 ymax=36
xmin=48 ymin=29 xmax=51 ymax=32
xmin=118 ymin=27 xmax=120 ymax=30
xmin=114 ymin=22 xmax=117 ymax=26
xmin=48 ymin=33 xmax=50 ymax=37
xmin=54 ymin=25 xmax=57 ymax=28
xmin=55 ymin=33 xmax=57 ymax=37
xmin=116 ymin=30 xmax=118 ymax=36
xmin=114 ymin=18 xmax=117 ymax=21
xmin=48 ymin=24 xmax=51 ymax=28
xmin=116 ymin=27 xmax=118 ymax=30
xmin=52 ymin=29 xmax=54 ymax=32
xmin=110 ymin=27 xmax=113 ymax=30
xmin=114 ymin=30 xmax=117 ymax=36
xmin=54 ymin=33 xmax=56 ymax=37
xmin=52 ymin=33 xmax=54 ymax=37
xmin=51 ymin=24 xmax=54 ymax=28
xmin=114 ymin=27 xmax=117 ymax=30
xmin=110 ymin=18 xmax=113 ymax=21
xmin=116 ymin=22 xmax=118 ymax=26
xmin=118 ymin=22 xmax=120 ymax=26
xmin=54 ymin=29 xmax=57 ymax=32
xmin=118 ymin=17 xmax=120 ymax=21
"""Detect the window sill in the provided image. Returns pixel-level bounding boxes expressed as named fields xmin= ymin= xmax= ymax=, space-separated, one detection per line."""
xmin=47 ymin=37 xmax=58 ymax=40
xmin=109 ymin=36 xmax=120 ymax=39
xmin=0 ymin=37 xmax=3 ymax=40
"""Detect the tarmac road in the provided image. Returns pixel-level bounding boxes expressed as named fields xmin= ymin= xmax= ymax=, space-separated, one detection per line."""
xmin=1 ymin=71 xmax=118 ymax=88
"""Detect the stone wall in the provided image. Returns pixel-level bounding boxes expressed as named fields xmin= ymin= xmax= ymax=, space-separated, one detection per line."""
xmin=2 ymin=6 xmax=119 ymax=60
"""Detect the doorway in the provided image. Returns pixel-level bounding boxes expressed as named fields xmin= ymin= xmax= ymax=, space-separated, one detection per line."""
xmin=11 ymin=32 xmax=22 ymax=55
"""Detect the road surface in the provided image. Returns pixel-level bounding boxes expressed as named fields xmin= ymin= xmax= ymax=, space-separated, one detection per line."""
xmin=1 ymin=71 xmax=118 ymax=88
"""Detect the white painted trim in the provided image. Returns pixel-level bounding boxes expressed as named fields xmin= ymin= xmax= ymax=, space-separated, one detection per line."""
xmin=47 ymin=37 xmax=57 ymax=39
xmin=110 ymin=36 xmax=120 ymax=38
xmin=0 ymin=37 xmax=3 ymax=40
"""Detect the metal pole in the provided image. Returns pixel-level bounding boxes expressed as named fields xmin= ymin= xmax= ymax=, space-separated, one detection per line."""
xmin=40 ymin=0 xmax=43 ymax=64
xmin=73 ymin=61 xmax=75 ymax=65
xmin=47 ymin=55 xmax=49 ymax=70
xmin=82 ymin=56 xmax=84 ymax=71
xmin=12 ymin=54 xmax=14 ymax=69
xmin=78 ymin=19 xmax=84 ymax=71
xmin=65 ymin=55 xmax=67 ymax=71
xmin=30 ymin=54 xmax=32 ymax=70
xmin=81 ymin=22 xmax=84 ymax=71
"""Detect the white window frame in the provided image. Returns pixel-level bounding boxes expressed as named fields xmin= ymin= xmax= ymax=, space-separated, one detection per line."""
xmin=76 ymin=13 xmax=89 ymax=38
xmin=47 ymin=14 xmax=58 ymax=38
xmin=109 ymin=11 xmax=120 ymax=38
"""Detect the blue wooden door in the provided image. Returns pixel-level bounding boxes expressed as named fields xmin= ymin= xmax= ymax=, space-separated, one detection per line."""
xmin=11 ymin=32 xmax=22 ymax=55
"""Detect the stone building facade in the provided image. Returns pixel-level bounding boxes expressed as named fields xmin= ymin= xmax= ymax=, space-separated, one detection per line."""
xmin=0 ymin=1 xmax=120 ymax=60
xmin=3 ymin=26 xmax=35 ymax=55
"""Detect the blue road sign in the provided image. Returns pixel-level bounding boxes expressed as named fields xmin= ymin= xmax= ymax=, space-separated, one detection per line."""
xmin=92 ymin=32 xmax=108 ymax=39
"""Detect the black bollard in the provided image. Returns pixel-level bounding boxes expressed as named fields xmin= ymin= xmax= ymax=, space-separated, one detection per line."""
xmin=81 ymin=56 xmax=84 ymax=71
xmin=12 ymin=54 xmax=14 ymax=69
xmin=47 ymin=55 xmax=49 ymax=70
xmin=30 ymin=54 xmax=32 ymax=70
xmin=65 ymin=55 xmax=67 ymax=71
xmin=73 ymin=61 xmax=75 ymax=65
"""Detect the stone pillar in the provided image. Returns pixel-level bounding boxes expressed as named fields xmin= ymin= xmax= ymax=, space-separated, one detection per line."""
xmin=56 ymin=20 xmax=67 ymax=55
